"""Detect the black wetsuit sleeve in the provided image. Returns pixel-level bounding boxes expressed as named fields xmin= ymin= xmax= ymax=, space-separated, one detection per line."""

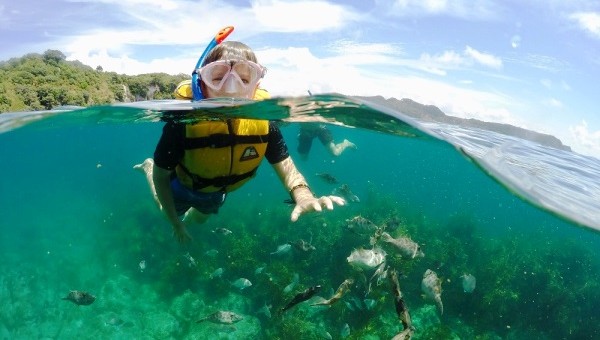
xmin=153 ymin=123 xmax=185 ymax=170
xmin=265 ymin=121 xmax=290 ymax=164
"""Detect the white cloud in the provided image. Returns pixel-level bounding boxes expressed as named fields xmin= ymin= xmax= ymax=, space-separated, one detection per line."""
xmin=385 ymin=0 xmax=500 ymax=20
xmin=416 ymin=46 xmax=502 ymax=74
xmin=251 ymin=0 xmax=359 ymax=32
xmin=543 ymin=98 xmax=563 ymax=108
xmin=259 ymin=46 xmax=520 ymax=127
xmin=570 ymin=12 xmax=600 ymax=38
xmin=569 ymin=120 xmax=600 ymax=158
xmin=464 ymin=46 xmax=502 ymax=69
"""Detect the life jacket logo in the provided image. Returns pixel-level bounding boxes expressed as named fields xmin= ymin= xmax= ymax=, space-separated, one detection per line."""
xmin=240 ymin=146 xmax=259 ymax=161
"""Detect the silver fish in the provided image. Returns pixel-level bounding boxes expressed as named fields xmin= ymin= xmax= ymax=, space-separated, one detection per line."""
xmin=231 ymin=278 xmax=252 ymax=290
xmin=196 ymin=310 xmax=243 ymax=324
xmin=333 ymin=184 xmax=360 ymax=203
xmin=183 ymin=252 xmax=197 ymax=267
xmin=210 ymin=267 xmax=224 ymax=279
xmin=347 ymin=247 xmax=386 ymax=271
xmin=283 ymin=273 xmax=300 ymax=293
xmin=205 ymin=249 xmax=219 ymax=257
xmin=257 ymin=303 xmax=272 ymax=318
xmin=62 ymin=290 xmax=96 ymax=306
xmin=139 ymin=260 xmax=146 ymax=272
xmin=381 ymin=232 xmax=424 ymax=259
xmin=270 ymin=243 xmax=292 ymax=256
xmin=421 ymin=269 xmax=443 ymax=315
xmin=212 ymin=227 xmax=233 ymax=235
xmin=461 ymin=273 xmax=476 ymax=293
xmin=340 ymin=323 xmax=350 ymax=338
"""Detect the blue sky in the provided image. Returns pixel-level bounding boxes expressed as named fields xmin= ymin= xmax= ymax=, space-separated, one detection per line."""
xmin=2 ymin=0 xmax=600 ymax=158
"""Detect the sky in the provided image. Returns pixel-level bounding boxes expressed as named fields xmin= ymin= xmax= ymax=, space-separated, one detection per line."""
xmin=1 ymin=0 xmax=600 ymax=158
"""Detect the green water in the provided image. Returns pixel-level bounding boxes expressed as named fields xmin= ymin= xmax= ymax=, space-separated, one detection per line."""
xmin=0 ymin=100 xmax=599 ymax=339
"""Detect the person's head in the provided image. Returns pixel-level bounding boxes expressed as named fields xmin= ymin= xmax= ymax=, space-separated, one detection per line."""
xmin=198 ymin=41 xmax=266 ymax=99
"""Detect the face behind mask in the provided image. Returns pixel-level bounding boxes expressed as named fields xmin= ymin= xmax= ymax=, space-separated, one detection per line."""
xmin=199 ymin=59 xmax=266 ymax=98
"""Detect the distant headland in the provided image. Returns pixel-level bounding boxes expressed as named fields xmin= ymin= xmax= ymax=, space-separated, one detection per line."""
xmin=354 ymin=95 xmax=571 ymax=152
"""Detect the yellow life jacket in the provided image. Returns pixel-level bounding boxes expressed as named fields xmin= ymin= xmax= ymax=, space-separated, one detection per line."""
xmin=175 ymin=119 xmax=270 ymax=193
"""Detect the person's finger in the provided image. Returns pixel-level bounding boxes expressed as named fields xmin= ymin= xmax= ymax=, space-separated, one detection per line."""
xmin=312 ymin=201 xmax=323 ymax=212
xmin=330 ymin=196 xmax=346 ymax=206
xmin=320 ymin=196 xmax=334 ymax=210
xmin=290 ymin=206 xmax=301 ymax=222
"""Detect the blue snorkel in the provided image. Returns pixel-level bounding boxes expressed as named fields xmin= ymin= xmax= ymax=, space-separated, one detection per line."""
xmin=191 ymin=26 xmax=235 ymax=101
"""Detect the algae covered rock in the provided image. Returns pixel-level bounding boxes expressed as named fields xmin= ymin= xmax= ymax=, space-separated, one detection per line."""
xmin=142 ymin=311 xmax=181 ymax=338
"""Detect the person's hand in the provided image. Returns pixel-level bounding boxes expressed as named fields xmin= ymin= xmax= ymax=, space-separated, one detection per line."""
xmin=290 ymin=194 xmax=346 ymax=222
xmin=172 ymin=221 xmax=192 ymax=243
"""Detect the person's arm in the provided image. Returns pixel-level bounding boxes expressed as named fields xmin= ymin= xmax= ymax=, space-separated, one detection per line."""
xmin=272 ymin=156 xmax=346 ymax=222
xmin=152 ymin=164 xmax=191 ymax=243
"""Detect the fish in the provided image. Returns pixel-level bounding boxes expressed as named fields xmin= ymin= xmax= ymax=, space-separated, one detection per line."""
xmin=210 ymin=267 xmax=224 ymax=279
xmin=283 ymin=273 xmax=300 ymax=294
xmin=280 ymin=285 xmax=322 ymax=313
xmin=389 ymin=268 xmax=413 ymax=331
xmin=291 ymin=239 xmax=316 ymax=252
xmin=461 ymin=273 xmax=476 ymax=293
xmin=366 ymin=262 xmax=388 ymax=296
xmin=270 ymin=243 xmax=292 ymax=256
xmin=62 ymin=290 xmax=96 ymax=306
xmin=183 ymin=252 xmax=197 ymax=267
xmin=104 ymin=316 xmax=125 ymax=327
xmin=340 ymin=323 xmax=350 ymax=338
xmin=139 ymin=260 xmax=146 ymax=272
xmin=254 ymin=264 xmax=267 ymax=275
xmin=345 ymin=215 xmax=379 ymax=235
xmin=257 ymin=303 xmax=272 ymax=318
xmin=231 ymin=278 xmax=252 ymax=290
xmin=311 ymin=279 xmax=354 ymax=306
xmin=346 ymin=247 xmax=386 ymax=271
xmin=391 ymin=328 xmax=414 ymax=340
xmin=316 ymin=172 xmax=339 ymax=184
xmin=363 ymin=298 xmax=377 ymax=310
xmin=212 ymin=227 xmax=233 ymax=235
xmin=196 ymin=310 xmax=243 ymax=324
xmin=205 ymin=249 xmax=219 ymax=257
xmin=421 ymin=269 xmax=443 ymax=315
xmin=333 ymin=184 xmax=360 ymax=203
xmin=380 ymin=232 xmax=424 ymax=259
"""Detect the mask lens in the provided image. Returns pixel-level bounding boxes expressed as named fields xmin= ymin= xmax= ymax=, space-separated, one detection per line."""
xmin=199 ymin=61 xmax=231 ymax=90
xmin=199 ymin=60 xmax=265 ymax=94
xmin=232 ymin=62 xmax=260 ymax=86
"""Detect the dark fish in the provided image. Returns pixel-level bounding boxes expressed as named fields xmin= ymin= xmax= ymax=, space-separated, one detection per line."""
xmin=389 ymin=269 xmax=413 ymax=332
xmin=62 ymin=290 xmax=96 ymax=306
xmin=291 ymin=239 xmax=316 ymax=252
xmin=316 ymin=173 xmax=338 ymax=184
xmin=280 ymin=285 xmax=322 ymax=313
xmin=311 ymin=279 xmax=353 ymax=306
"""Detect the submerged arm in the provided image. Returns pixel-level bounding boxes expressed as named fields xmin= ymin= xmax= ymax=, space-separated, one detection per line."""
xmin=272 ymin=156 xmax=346 ymax=222
xmin=152 ymin=164 xmax=190 ymax=242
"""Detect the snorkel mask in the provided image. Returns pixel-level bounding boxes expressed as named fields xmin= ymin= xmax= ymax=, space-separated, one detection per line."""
xmin=198 ymin=59 xmax=266 ymax=98
xmin=191 ymin=26 xmax=235 ymax=100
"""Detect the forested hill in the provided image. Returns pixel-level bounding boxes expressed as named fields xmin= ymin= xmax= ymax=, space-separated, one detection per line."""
xmin=0 ymin=50 xmax=189 ymax=113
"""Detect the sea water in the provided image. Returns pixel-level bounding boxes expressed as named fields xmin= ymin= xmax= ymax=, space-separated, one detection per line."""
xmin=0 ymin=95 xmax=598 ymax=339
